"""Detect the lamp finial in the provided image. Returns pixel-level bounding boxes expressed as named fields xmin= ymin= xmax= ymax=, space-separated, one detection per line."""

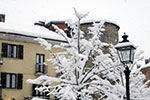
xmin=122 ymin=32 xmax=129 ymax=42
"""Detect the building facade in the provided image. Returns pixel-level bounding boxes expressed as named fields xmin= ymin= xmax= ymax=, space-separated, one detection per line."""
xmin=0 ymin=20 xmax=66 ymax=100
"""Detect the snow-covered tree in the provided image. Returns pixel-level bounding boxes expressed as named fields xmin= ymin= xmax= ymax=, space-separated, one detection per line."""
xmin=27 ymin=9 xmax=150 ymax=100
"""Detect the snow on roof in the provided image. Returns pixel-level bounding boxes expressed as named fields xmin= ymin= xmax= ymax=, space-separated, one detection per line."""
xmin=0 ymin=22 xmax=66 ymax=42
xmin=80 ymin=19 xmax=120 ymax=29
xmin=114 ymin=41 xmax=136 ymax=48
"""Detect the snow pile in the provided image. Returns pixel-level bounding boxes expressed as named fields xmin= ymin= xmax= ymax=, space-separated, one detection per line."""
xmin=80 ymin=19 xmax=120 ymax=28
xmin=114 ymin=41 xmax=136 ymax=48
xmin=32 ymin=97 xmax=47 ymax=100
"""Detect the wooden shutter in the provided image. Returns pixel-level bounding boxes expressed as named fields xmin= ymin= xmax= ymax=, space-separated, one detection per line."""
xmin=2 ymin=43 xmax=8 ymax=57
xmin=44 ymin=64 xmax=48 ymax=74
xmin=42 ymin=55 xmax=45 ymax=74
xmin=18 ymin=45 xmax=23 ymax=59
xmin=1 ymin=72 xmax=6 ymax=88
xmin=32 ymin=84 xmax=36 ymax=96
xmin=17 ymin=73 xmax=23 ymax=89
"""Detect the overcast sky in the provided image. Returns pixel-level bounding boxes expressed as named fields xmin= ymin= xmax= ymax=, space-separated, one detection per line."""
xmin=0 ymin=0 xmax=150 ymax=59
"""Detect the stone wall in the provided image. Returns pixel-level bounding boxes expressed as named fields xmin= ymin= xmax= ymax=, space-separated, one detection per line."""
xmin=141 ymin=67 xmax=150 ymax=87
xmin=80 ymin=21 xmax=120 ymax=45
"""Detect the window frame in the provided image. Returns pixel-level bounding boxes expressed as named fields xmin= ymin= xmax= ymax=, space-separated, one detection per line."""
xmin=1 ymin=72 xmax=23 ymax=89
xmin=99 ymin=33 xmax=105 ymax=42
xmin=6 ymin=73 xmax=16 ymax=89
xmin=1 ymin=43 xmax=24 ymax=59
xmin=36 ymin=53 xmax=45 ymax=74
xmin=7 ymin=44 xmax=17 ymax=58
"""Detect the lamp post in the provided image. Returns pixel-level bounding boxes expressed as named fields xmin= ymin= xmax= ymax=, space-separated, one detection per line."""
xmin=115 ymin=33 xmax=136 ymax=100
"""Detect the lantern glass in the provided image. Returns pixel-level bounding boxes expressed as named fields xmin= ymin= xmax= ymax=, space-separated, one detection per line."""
xmin=116 ymin=46 xmax=135 ymax=64
xmin=130 ymin=47 xmax=135 ymax=63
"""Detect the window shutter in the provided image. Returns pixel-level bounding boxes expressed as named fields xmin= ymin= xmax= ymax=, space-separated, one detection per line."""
xmin=17 ymin=74 xmax=23 ymax=89
xmin=32 ymin=84 xmax=36 ymax=96
xmin=44 ymin=64 xmax=48 ymax=74
xmin=1 ymin=72 xmax=6 ymax=88
xmin=2 ymin=43 xmax=8 ymax=57
xmin=18 ymin=45 xmax=23 ymax=59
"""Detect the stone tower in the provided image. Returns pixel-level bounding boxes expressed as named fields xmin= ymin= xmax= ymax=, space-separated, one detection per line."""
xmin=80 ymin=20 xmax=120 ymax=45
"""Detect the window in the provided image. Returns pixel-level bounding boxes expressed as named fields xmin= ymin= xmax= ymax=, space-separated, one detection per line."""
xmin=99 ymin=33 xmax=105 ymax=42
xmin=1 ymin=43 xmax=23 ymax=59
xmin=1 ymin=72 xmax=23 ymax=89
xmin=36 ymin=54 xmax=47 ymax=74
xmin=32 ymin=84 xmax=49 ymax=99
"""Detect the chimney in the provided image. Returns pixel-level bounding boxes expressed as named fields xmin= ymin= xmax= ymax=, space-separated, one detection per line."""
xmin=34 ymin=21 xmax=45 ymax=26
xmin=145 ymin=58 xmax=150 ymax=64
xmin=0 ymin=14 xmax=5 ymax=22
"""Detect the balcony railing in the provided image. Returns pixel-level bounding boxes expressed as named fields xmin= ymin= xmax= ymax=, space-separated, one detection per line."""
xmin=35 ymin=63 xmax=48 ymax=75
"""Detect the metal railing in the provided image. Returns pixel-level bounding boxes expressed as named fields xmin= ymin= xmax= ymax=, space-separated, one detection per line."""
xmin=35 ymin=63 xmax=48 ymax=74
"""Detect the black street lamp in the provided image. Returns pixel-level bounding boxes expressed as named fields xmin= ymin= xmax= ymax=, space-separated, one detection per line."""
xmin=115 ymin=33 xmax=136 ymax=100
